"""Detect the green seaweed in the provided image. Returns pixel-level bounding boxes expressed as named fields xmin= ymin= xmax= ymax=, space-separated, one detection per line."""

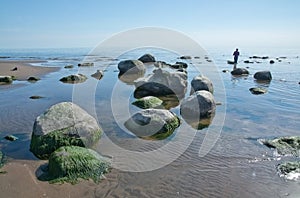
xmin=262 ymin=136 xmax=300 ymax=157
xmin=39 ymin=146 xmax=110 ymax=184
xmin=132 ymin=96 xmax=163 ymax=109
xmin=30 ymin=128 xmax=102 ymax=160
xmin=278 ymin=161 xmax=300 ymax=176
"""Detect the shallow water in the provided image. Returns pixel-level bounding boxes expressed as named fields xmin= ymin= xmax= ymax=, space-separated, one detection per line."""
xmin=0 ymin=47 xmax=299 ymax=197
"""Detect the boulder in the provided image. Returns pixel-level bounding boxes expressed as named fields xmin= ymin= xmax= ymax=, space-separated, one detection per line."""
xmin=30 ymin=102 xmax=102 ymax=159
xmin=260 ymin=136 xmax=300 ymax=157
xmin=39 ymin=146 xmax=110 ymax=184
xmin=180 ymin=90 xmax=216 ymax=119
xmin=118 ymin=71 xmax=145 ymax=85
xmin=4 ymin=135 xmax=18 ymax=141
xmin=138 ymin=54 xmax=156 ymax=63
xmin=134 ymin=68 xmax=187 ymax=98
xmin=254 ymin=71 xmax=272 ymax=81
xmin=231 ymin=68 xmax=249 ymax=76
xmin=78 ymin=62 xmax=94 ymax=67
xmin=277 ymin=161 xmax=300 ymax=181
xmin=91 ymin=70 xmax=104 ymax=80
xmin=27 ymin=76 xmax=40 ymax=82
xmin=0 ymin=76 xmax=13 ymax=85
xmin=59 ymin=74 xmax=87 ymax=84
xmin=124 ymin=109 xmax=180 ymax=140
xmin=118 ymin=60 xmax=145 ymax=75
xmin=132 ymin=96 xmax=163 ymax=109
xmin=270 ymin=60 xmax=275 ymax=64
xmin=191 ymin=75 xmax=214 ymax=94
xmin=249 ymin=87 xmax=267 ymax=95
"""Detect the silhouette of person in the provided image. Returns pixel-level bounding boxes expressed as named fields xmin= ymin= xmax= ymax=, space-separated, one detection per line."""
xmin=233 ymin=48 xmax=239 ymax=69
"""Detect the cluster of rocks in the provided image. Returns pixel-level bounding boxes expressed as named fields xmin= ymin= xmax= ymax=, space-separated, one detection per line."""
xmin=29 ymin=102 xmax=111 ymax=183
xmin=260 ymin=136 xmax=300 ymax=181
xmin=118 ymin=54 xmax=217 ymax=138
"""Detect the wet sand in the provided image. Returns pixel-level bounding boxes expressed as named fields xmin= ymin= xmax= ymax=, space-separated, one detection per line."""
xmin=0 ymin=60 xmax=60 ymax=81
xmin=0 ymin=159 xmax=100 ymax=198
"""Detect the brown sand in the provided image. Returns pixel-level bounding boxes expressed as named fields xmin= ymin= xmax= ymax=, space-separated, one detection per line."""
xmin=0 ymin=60 xmax=60 ymax=81
xmin=0 ymin=160 xmax=100 ymax=198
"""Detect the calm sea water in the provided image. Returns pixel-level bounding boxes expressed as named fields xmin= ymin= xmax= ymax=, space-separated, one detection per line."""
xmin=0 ymin=47 xmax=299 ymax=197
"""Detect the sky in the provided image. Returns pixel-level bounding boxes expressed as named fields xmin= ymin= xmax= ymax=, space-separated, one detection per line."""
xmin=0 ymin=0 xmax=300 ymax=49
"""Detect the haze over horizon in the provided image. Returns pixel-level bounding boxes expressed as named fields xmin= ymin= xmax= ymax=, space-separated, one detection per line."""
xmin=1 ymin=0 xmax=300 ymax=49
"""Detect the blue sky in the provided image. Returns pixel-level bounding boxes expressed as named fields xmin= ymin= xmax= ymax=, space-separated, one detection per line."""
xmin=0 ymin=0 xmax=300 ymax=48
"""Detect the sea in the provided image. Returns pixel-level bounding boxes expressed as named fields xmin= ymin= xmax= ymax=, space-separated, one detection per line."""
xmin=0 ymin=46 xmax=299 ymax=197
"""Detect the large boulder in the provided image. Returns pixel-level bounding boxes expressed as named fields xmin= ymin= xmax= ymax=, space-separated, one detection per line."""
xmin=260 ymin=136 xmax=300 ymax=157
xmin=254 ymin=71 xmax=272 ymax=81
xmin=39 ymin=146 xmax=111 ymax=184
xmin=0 ymin=76 xmax=13 ymax=85
xmin=59 ymin=74 xmax=87 ymax=84
xmin=118 ymin=60 xmax=145 ymax=75
xmin=191 ymin=75 xmax=214 ymax=94
xmin=124 ymin=109 xmax=180 ymax=140
xmin=138 ymin=54 xmax=156 ymax=63
xmin=134 ymin=68 xmax=187 ymax=98
xmin=231 ymin=68 xmax=249 ymax=76
xmin=180 ymin=90 xmax=216 ymax=119
xmin=30 ymin=102 xmax=102 ymax=159
xmin=132 ymin=96 xmax=163 ymax=109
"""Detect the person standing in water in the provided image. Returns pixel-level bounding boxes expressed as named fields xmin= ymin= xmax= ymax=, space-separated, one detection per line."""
xmin=233 ymin=48 xmax=240 ymax=69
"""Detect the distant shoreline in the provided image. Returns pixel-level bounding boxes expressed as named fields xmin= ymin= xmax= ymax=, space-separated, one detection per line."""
xmin=0 ymin=60 xmax=60 ymax=81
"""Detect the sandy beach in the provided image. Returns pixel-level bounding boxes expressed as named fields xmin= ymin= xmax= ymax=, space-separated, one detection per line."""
xmin=0 ymin=60 xmax=60 ymax=81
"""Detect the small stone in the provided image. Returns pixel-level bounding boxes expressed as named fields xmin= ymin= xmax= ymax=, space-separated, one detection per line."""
xmin=249 ymin=87 xmax=267 ymax=95
xmin=27 ymin=76 xmax=40 ymax=82
xmin=270 ymin=60 xmax=275 ymax=64
xmin=30 ymin=95 xmax=44 ymax=99
xmin=64 ymin=65 xmax=74 ymax=69
xmin=78 ymin=62 xmax=94 ymax=67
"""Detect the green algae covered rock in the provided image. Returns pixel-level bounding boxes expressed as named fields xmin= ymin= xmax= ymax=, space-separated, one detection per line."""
xmin=277 ymin=161 xmax=300 ymax=181
xmin=40 ymin=146 xmax=111 ymax=184
xmin=261 ymin=136 xmax=300 ymax=156
xmin=132 ymin=96 xmax=163 ymax=109
xmin=125 ymin=109 xmax=180 ymax=140
xmin=30 ymin=102 xmax=102 ymax=159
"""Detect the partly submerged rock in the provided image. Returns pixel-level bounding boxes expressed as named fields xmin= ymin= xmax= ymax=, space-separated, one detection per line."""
xmin=249 ymin=87 xmax=268 ymax=95
xmin=180 ymin=90 xmax=216 ymax=119
xmin=91 ymin=70 xmax=104 ymax=80
xmin=231 ymin=68 xmax=249 ymax=76
xmin=30 ymin=95 xmax=44 ymax=99
xmin=27 ymin=76 xmax=40 ymax=82
xmin=30 ymin=102 xmax=102 ymax=159
xmin=227 ymin=60 xmax=235 ymax=65
xmin=59 ymin=74 xmax=87 ymax=84
xmin=134 ymin=68 xmax=187 ymax=98
xmin=190 ymin=75 xmax=214 ymax=94
xmin=118 ymin=60 xmax=145 ymax=75
xmin=180 ymin=55 xmax=192 ymax=60
xmin=64 ymin=65 xmax=74 ymax=69
xmin=132 ymin=96 xmax=163 ymax=109
xmin=124 ymin=109 xmax=180 ymax=140
xmin=260 ymin=136 xmax=300 ymax=157
xmin=270 ymin=60 xmax=275 ymax=64
xmin=138 ymin=54 xmax=156 ymax=63
xmin=254 ymin=71 xmax=272 ymax=81
xmin=170 ymin=62 xmax=188 ymax=69
xmin=78 ymin=62 xmax=94 ymax=67
xmin=0 ymin=76 xmax=13 ymax=85
xmin=39 ymin=146 xmax=110 ymax=184
xmin=4 ymin=135 xmax=18 ymax=141
xmin=277 ymin=161 xmax=300 ymax=181
xmin=118 ymin=71 xmax=145 ymax=85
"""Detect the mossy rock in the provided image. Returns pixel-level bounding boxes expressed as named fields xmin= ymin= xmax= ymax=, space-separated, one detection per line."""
xmin=125 ymin=109 xmax=180 ymax=140
xmin=261 ymin=136 xmax=300 ymax=156
xmin=249 ymin=87 xmax=267 ymax=95
xmin=132 ymin=96 xmax=163 ymax=109
xmin=27 ymin=76 xmax=41 ymax=82
xmin=39 ymin=146 xmax=111 ymax=184
xmin=59 ymin=74 xmax=87 ymax=84
xmin=30 ymin=102 xmax=102 ymax=159
xmin=277 ymin=161 xmax=300 ymax=180
xmin=30 ymin=129 xmax=101 ymax=159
